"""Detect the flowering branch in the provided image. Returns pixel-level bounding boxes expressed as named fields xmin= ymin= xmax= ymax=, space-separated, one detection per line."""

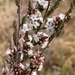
xmin=41 ymin=1 xmax=74 ymax=55
xmin=2 ymin=0 xmax=74 ymax=75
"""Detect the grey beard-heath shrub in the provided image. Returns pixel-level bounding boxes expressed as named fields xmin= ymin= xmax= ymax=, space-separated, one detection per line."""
xmin=1 ymin=0 xmax=74 ymax=75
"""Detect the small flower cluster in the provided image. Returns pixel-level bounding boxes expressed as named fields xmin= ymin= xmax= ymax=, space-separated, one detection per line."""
xmin=6 ymin=48 xmax=14 ymax=55
xmin=45 ymin=14 xmax=65 ymax=36
xmin=30 ymin=52 xmax=44 ymax=71
xmin=33 ymin=32 xmax=49 ymax=48
xmin=26 ymin=9 xmax=43 ymax=29
xmin=3 ymin=0 xmax=73 ymax=75
xmin=2 ymin=66 xmax=9 ymax=74
xmin=33 ymin=0 xmax=49 ymax=9
xmin=10 ymin=63 xmax=25 ymax=75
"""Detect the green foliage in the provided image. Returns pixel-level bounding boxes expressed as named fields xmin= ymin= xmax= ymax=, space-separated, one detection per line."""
xmin=10 ymin=0 xmax=15 ymax=2
xmin=13 ymin=20 xmax=18 ymax=46
xmin=56 ymin=23 xmax=64 ymax=37
xmin=28 ymin=0 xmax=33 ymax=14
xmin=15 ymin=0 xmax=19 ymax=6
xmin=60 ymin=65 xmax=68 ymax=75
xmin=13 ymin=31 xmax=17 ymax=46
xmin=47 ymin=0 xmax=61 ymax=17
xmin=13 ymin=20 xmax=17 ymax=29
xmin=22 ymin=15 xmax=26 ymax=25
xmin=65 ymin=2 xmax=73 ymax=23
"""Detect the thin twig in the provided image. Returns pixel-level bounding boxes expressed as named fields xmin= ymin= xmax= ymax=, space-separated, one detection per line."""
xmin=17 ymin=0 xmax=21 ymax=45
xmin=29 ymin=69 xmax=33 ymax=75
xmin=3 ymin=61 xmax=6 ymax=75
xmin=41 ymin=33 xmax=55 ymax=55
xmin=44 ymin=0 xmax=50 ymax=20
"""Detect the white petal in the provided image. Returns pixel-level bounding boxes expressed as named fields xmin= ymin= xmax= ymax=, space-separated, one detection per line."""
xmin=38 ymin=65 xmax=43 ymax=71
xmin=26 ymin=42 xmax=34 ymax=48
xmin=19 ymin=63 xmax=25 ymax=69
xmin=28 ymin=50 xmax=33 ymax=55
xmin=28 ymin=35 xmax=33 ymax=41
xmin=31 ymin=71 xmax=37 ymax=75
xmin=6 ymin=48 xmax=11 ymax=55
xmin=41 ymin=40 xmax=48 ymax=48
xmin=33 ymin=34 xmax=39 ymax=43
xmin=20 ymin=53 xmax=23 ymax=60
xmin=26 ymin=63 xmax=30 ymax=68
xmin=59 ymin=14 xmax=65 ymax=20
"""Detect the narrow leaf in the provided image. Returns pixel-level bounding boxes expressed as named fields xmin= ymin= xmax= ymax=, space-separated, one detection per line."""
xmin=47 ymin=0 xmax=61 ymax=17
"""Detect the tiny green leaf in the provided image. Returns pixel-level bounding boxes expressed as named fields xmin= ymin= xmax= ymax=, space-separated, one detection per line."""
xmin=13 ymin=30 xmax=17 ymax=46
xmin=28 ymin=0 xmax=33 ymax=14
xmin=15 ymin=0 xmax=19 ymax=6
xmin=13 ymin=20 xmax=17 ymax=29
xmin=22 ymin=15 xmax=26 ymax=25
xmin=47 ymin=0 xmax=61 ymax=17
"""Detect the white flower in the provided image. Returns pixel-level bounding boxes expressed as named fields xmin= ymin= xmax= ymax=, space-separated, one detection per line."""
xmin=26 ymin=42 xmax=34 ymax=48
xmin=33 ymin=34 xmax=39 ymax=43
xmin=39 ymin=1 xmax=48 ymax=9
xmin=1 ymin=67 xmax=9 ymax=74
xmin=33 ymin=0 xmax=48 ymax=9
xmin=45 ymin=24 xmax=55 ymax=36
xmin=59 ymin=14 xmax=65 ymax=20
xmin=38 ymin=32 xmax=48 ymax=37
xmin=47 ymin=18 xmax=54 ymax=23
xmin=20 ymin=52 xmax=23 ymax=60
xmin=45 ymin=18 xmax=55 ymax=36
xmin=28 ymin=35 xmax=33 ymax=42
xmin=23 ymin=24 xmax=31 ymax=31
xmin=35 ymin=10 xmax=43 ymax=23
xmin=26 ymin=63 xmax=30 ymax=68
xmin=29 ymin=11 xmax=43 ymax=23
xmin=26 ymin=10 xmax=43 ymax=29
xmin=6 ymin=48 xmax=11 ymax=55
xmin=37 ymin=32 xmax=43 ymax=36
xmin=6 ymin=48 xmax=13 ymax=55
xmin=32 ymin=21 xmax=40 ymax=29
xmin=37 ymin=32 xmax=48 ymax=37
xmin=19 ymin=38 xmax=25 ymax=46
xmin=39 ymin=17 xmax=43 ymax=23
xmin=27 ymin=16 xmax=40 ymax=29
xmin=21 ymin=23 xmax=31 ymax=33
xmin=28 ymin=50 xmax=33 ymax=55
xmin=21 ymin=29 xmax=26 ymax=33
xmin=19 ymin=63 xmax=25 ymax=69
xmin=31 ymin=71 xmax=37 ymax=75
xmin=38 ymin=64 xmax=43 ymax=71
xmin=33 ymin=32 xmax=48 ymax=43
xmin=41 ymin=39 xmax=48 ymax=48
xmin=19 ymin=38 xmax=25 ymax=42
xmin=30 ymin=14 xmax=38 ymax=21
xmin=43 ymin=33 xmax=48 ymax=37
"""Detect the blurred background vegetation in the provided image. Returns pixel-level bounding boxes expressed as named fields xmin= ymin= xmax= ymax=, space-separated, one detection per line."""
xmin=0 ymin=0 xmax=75 ymax=75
